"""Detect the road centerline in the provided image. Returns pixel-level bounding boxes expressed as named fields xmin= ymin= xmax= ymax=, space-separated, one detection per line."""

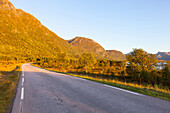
xmin=22 ymin=78 xmax=24 ymax=83
xmin=21 ymin=87 xmax=24 ymax=100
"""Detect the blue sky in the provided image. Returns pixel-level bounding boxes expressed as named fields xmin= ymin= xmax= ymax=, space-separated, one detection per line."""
xmin=10 ymin=0 xmax=170 ymax=54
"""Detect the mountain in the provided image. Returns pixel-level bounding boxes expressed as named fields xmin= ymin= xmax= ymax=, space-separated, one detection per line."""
xmin=68 ymin=37 xmax=126 ymax=60
xmin=125 ymin=51 xmax=135 ymax=55
xmin=0 ymin=0 xmax=125 ymax=61
xmin=68 ymin=37 xmax=106 ymax=58
xmin=0 ymin=0 xmax=16 ymax=11
xmin=106 ymin=50 xmax=126 ymax=61
xmin=0 ymin=0 xmax=81 ymax=59
xmin=156 ymin=52 xmax=170 ymax=61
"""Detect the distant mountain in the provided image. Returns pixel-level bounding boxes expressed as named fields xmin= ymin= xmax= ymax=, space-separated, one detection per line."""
xmin=106 ymin=50 xmax=126 ymax=61
xmin=125 ymin=51 xmax=170 ymax=61
xmin=125 ymin=52 xmax=132 ymax=55
xmin=125 ymin=51 xmax=152 ymax=55
xmin=156 ymin=52 xmax=170 ymax=61
xmin=68 ymin=37 xmax=126 ymax=60
xmin=68 ymin=37 xmax=106 ymax=58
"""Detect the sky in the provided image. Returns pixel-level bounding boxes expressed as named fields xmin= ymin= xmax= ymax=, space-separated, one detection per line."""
xmin=10 ymin=0 xmax=170 ymax=54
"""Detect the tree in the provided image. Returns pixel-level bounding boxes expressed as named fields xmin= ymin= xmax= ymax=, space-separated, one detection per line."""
xmin=79 ymin=53 xmax=97 ymax=73
xmin=161 ymin=62 xmax=170 ymax=87
xmin=126 ymin=48 xmax=158 ymax=83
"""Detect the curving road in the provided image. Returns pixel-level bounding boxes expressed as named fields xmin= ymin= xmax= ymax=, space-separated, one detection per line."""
xmin=12 ymin=64 xmax=170 ymax=113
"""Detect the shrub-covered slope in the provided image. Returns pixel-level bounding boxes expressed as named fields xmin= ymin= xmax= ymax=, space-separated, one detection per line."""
xmin=68 ymin=37 xmax=126 ymax=60
xmin=0 ymin=0 xmax=81 ymax=59
xmin=0 ymin=0 xmax=125 ymax=61
xmin=68 ymin=37 xmax=106 ymax=58
xmin=106 ymin=50 xmax=126 ymax=61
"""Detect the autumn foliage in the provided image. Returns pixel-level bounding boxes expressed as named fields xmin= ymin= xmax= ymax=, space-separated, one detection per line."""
xmin=36 ymin=49 xmax=170 ymax=89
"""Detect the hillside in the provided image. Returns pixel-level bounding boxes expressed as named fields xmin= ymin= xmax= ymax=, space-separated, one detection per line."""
xmin=156 ymin=52 xmax=170 ymax=61
xmin=106 ymin=50 xmax=126 ymax=61
xmin=0 ymin=0 xmax=126 ymax=61
xmin=0 ymin=0 xmax=82 ymax=59
xmin=68 ymin=37 xmax=106 ymax=58
xmin=68 ymin=37 xmax=126 ymax=60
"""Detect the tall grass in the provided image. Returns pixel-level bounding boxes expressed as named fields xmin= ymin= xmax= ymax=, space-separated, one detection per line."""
xmin=0 ymin=61 xmax=21 ymax=113
xmin=39 ymin=66 xmax=170 ymax=101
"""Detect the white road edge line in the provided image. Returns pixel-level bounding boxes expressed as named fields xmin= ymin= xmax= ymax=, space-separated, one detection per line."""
xmin=31 ymin=64 xmax=142 ymax=96
xmin=21 ymin=87 xmax=24 ymax=100
xmin=104 ymin=84 xmax=143 ymax=96
xmin=73 ymin=77 xmax=87 ymax=81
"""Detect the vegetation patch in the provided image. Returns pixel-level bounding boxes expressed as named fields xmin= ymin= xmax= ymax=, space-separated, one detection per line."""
xmin=0 ymin=61 xmax=21 ymax=113
xmin=35 ymin=66 xmax=170 ymax=101
xmin=32 ymin=49 xmax=170 ymax=101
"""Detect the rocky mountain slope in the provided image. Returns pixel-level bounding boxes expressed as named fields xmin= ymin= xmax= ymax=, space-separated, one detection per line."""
xmin=156 ymin=52 xmax=170 ymax=61
xmin=126 ymin=51 xmax=170 ymax=61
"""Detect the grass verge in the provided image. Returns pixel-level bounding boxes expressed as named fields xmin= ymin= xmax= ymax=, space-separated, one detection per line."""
xmin=0 ymin=62 xmax=21 ymax=113
xmin=32 ymin=64 xmax=170 ymax=101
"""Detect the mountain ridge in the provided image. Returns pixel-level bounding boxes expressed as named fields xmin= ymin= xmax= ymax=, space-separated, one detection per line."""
xmin=106 ymin=50 xmax=126 ymax=60
xmin=125 ymin=51 xmax=170 ymax=61
xmin=68 ymin=37 xmax=126 ymax=60
xmin=68 ymin=37 xmax=106 ymax=57
xmin=156 ymin=52 xmax=170 ymax=61
xmin=0 ymin=0 xmax=16 ymax=11
xmin=0 ymin=0 xmax=82 ymax=59
xmin=0 ymin=0 xmax=126 ymax=61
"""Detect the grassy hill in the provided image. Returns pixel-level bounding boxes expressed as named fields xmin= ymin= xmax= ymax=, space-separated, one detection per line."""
xmin=0 ymin=0 xmax=82 ymax=59
xmin=0 ymin=0 xmax=126 ymax=61
xmin=68 ymin=37 xmax=106 ymax=59
xmin=106 ymin=50 xmax=126 ymax=61
xmin=68 ymin=37 xmax=126 ymax=60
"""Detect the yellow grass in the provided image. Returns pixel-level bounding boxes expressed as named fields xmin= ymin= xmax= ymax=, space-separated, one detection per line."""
xmin=0 ymin=61 xmax=22 ymax=113
xmin=69 ymin=74 xmax=170 ymax=94
xmin=33 ymin=64 xmax=170 ymax=100
xmin=44 ymin=67 xmax=169 ymax=94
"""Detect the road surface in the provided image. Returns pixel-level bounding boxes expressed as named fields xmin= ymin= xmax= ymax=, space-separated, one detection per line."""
xmin=12 ymin=64 xmax=170 ymax=113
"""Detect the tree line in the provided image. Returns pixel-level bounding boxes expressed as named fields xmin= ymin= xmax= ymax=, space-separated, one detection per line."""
xmin=36 ymin=49 xmax=170 ymax=89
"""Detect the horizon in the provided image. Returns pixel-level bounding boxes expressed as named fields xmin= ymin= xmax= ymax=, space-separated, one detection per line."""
xmin=10 ymin=0 xmax=170 ymax=54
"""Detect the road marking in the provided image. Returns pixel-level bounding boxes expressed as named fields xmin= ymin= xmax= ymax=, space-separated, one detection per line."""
xmin=21 ymin=87 xmax=24 ymax=100
xmin=73 ymin=76 xmax=87 ymax=81
xmin=21 ymin=78 xmax=24 ymax=86
xmin=19 ymin=65 xmax=25 ymax=113
xmin=19 ymin=101 xmax=23 ymax=113
xmin=104 ymin=84 xmax=143 ymax=96
xmin=22 ymin=78 xmax=24 ymax=83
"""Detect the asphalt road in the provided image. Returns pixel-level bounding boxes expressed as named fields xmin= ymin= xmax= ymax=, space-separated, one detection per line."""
xmin=12 ymin=64 xmax=170 ymax=113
